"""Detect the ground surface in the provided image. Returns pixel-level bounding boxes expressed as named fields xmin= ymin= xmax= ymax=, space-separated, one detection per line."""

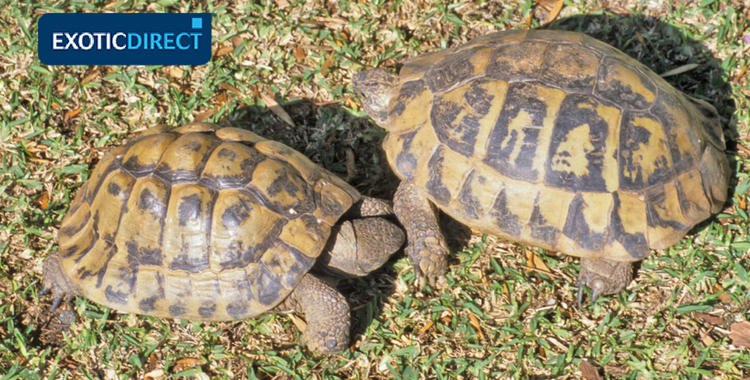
xmin=1 ymin=0 xmax=750 ymax=379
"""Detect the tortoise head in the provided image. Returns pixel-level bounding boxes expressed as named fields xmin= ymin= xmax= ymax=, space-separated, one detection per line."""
xmin=352 ymin=68 xmax=399 ymax=128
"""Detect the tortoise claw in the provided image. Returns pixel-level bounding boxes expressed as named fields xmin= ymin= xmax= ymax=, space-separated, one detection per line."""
xmin=414 ymin=264 xmax=430 ymax=289
xmin=413 ymin=257 xmax=446 ymax=290
xmin=577 ymin=258 xmax=633 ymax=306
xmin=50 ymin=295 xmax=64 ymax=313
xmin=577 ymin=280 xmax=604 ymax=306
xmin=590 ymin=287 xmax=602 ymax=304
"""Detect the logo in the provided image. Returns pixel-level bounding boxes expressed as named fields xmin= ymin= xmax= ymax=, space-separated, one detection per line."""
xmin=38 ymin=13 xmax=212 ymax=65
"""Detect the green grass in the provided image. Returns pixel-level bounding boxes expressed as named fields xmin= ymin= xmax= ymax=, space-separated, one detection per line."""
xmin=1 ymin=0 xmax=749 ymax=379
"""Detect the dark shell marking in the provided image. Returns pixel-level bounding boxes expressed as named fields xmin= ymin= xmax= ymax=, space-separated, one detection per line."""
xmin=457 ymin=170 xmax=485 ymax=220
xmin=483 ymin=82 xmax=561 ymax=182
xmin=544 ymin=94 xmax=614 ymax=192
xmin=425 ymin=146 xmax=452 ymax=206
xmin=56 ymin=124 xmax=359 ymax=321
xmin=393 ymin=130 xmax=419 ymax=177
xmin=528 ymin=194 xmax=558 ymax=245
xmin=383 ymin=29 xmax=728 ymax=262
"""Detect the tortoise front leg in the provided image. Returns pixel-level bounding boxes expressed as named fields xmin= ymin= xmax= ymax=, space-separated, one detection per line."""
xmin=577 ymin=257 xmax=633 ymax=306
xmin=394 ymin=179 xmax=449 ymax=288
xmin=282 ymin=273 xmax=350 ymax=354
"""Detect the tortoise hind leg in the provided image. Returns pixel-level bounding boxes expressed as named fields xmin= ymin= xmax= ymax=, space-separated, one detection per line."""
xmin=577 ymin=257 xmax=633 ymax=306
xmin=42 ymin=253 xmax=81 ymax=312
xmin=282 ymin=273 xmax=350 ymax=354
xmin=394 ymin=179 xmax=449 ymax=288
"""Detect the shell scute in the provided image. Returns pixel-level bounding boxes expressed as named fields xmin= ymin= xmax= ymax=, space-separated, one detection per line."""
xmin=456 ymin=170 xmax=485 ymax=220
xmin=209 ymin=192 xmax=285 ymax=272
xmin=163 ymin=184 xmax=214 ymax=273
xmin=466 ymin=29 xmax=528 ymax=49
xmin=488 ymin=185 xmax=523 ymax=237
xmin=214 ymin=126 xmax=266 ymax=144
xmin=485 ymin=40 xmax=548 ymax=82
xmin=121 ymin=133 xmax=178 ymax=176
xmin=389 ymin=80 xmax=427 ymax=120
xmin=423 ymin=49 xmax=476 ymax=93
xmin=604 ymin=191 xmax=650 ymax=260
xmin=595 ymin=57 xmax=657 ymax=110
xmin=544 ymin=94 xmax=621 ymax=193
xmin=675 ymin=168 xmax=711 ymax=222
xmin=618 ymin=111 xmax=676 ymax=190
xmin=154 ymin=132 xmax=220 ymax=184
xmin=527 ymin=188 xmax=569 ymax=248
xmin=200 ymin=141 xmax=266 ymax=189
xmin=645 ymin=181 xmax=693 ymax=249
xmin=483 ymin=81 xmax=566 ymax=182
xmin=539 ymin=43 xmax=601 ymax=94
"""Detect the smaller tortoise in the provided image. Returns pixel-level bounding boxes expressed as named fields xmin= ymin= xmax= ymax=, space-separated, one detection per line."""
xmin=353 ymin=29 xmax=729 ymax=302
xmin=43 ymin=123 xmax=405 ymax=354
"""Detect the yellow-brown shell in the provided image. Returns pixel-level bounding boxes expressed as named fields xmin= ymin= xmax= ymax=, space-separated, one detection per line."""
xmin=57 ymin=123 xmax=361 ymax=321
xmin=382 ymin=30 xmax=729 ymax=262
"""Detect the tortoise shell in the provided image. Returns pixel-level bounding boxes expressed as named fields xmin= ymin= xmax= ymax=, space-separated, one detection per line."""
xmin=379 ymin=30 xmax=729 ymax=261
xmin=56 ymin=123 xmax=361 ymax=321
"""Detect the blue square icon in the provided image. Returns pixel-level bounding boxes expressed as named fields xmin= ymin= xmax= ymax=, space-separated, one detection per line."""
xmin=192 ymin=18 xmax=202 ymax=29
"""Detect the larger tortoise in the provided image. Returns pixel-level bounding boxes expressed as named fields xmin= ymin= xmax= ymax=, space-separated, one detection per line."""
xmin=43 ymin=123 xmax=405 ymax=354
xmin=353 ymin=29 xmax=729 ymax=302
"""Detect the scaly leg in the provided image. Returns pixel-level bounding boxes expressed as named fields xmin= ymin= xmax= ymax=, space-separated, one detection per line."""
xmin=394 ymin=179 xmax=449 ymax=288
xmin=577 ymin=258 xmax=633 ymax=306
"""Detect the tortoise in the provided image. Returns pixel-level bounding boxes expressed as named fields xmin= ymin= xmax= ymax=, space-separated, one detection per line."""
xmin=353 ymin=29 xmax=729 ymax=303
xmin=43 ymin=123 xmax=405 ymax=354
